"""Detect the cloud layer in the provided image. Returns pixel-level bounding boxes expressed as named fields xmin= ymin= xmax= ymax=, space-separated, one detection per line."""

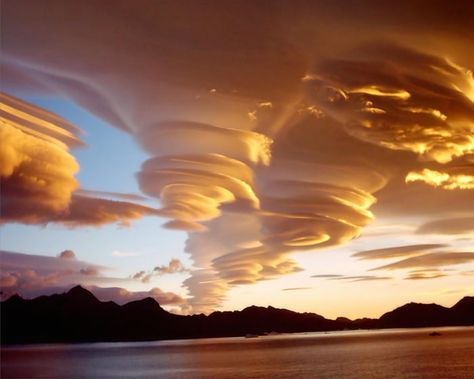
xmin=2 ymin=1 xmax=473 ymax=312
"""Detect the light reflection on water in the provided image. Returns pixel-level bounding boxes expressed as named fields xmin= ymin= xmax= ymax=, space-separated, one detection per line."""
xmin=2 ymin=327 xmax=474 ymax=378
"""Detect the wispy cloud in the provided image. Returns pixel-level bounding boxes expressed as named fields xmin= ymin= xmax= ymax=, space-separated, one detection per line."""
xmin=352 ymin=244 xmax=448 ymax=260
xmin=417 ymin=217 xmax=474 ymax=235
xmin=371 ymin=252 xmax=474 ymax=271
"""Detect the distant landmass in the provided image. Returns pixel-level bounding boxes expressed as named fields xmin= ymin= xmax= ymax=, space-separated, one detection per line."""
xmin=2 ymin=286 xmax=473 ymax=344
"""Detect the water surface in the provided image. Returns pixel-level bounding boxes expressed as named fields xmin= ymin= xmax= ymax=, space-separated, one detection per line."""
xmin=2 ymin=327 xmax=473 ymax=378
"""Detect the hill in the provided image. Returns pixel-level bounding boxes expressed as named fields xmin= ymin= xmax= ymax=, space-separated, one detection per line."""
xmin=1 ymin=286 xmax=472 ymax=344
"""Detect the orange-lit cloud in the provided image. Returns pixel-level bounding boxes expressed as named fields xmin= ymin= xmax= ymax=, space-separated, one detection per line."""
xmin=1 ymin=93 xmax=81 ymax=224
xmin=312 ymin=274 xmax=392 ymax=282
xmin=1 ymin=94 xmax=160 ymax=227
xmin=282 ymin=287 xmax=312 ymax=291
xmin=353 ymin=244 xmax=448 ymax=260
xmin=86 ymin=285 xmax=185 ymax=306
xmin=406 ymin=168 xmax=474 ymax=190
xmin=305 ymin=44 xmax=474 ymax=164
xmin=416 ymin=217 xmax=474 ymax=235
xmin=371 ymin=252 xmax=474 ymax=271
xmin=131 ymin=259 xmax=189 ymax=284
xmin=154 ymin=259 xmax=189 ymax=275
xmin=405 ymin=269 xmax=447 ymax=280
xmin=2 ymin=1 xmax=473 ymax=313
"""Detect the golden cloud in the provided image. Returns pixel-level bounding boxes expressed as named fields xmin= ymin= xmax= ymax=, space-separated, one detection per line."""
xmin=1 ymin=93 xmax=80 ymax=223
xmin=371 ymin=252 xmax=474 ymax=271
xmin=3 ymin=1 xmax=473 ymax=312
xmin=305 ymin=44 xmax=474 ymax=164
xmin=1 ymin=93 xmax=161 ymax=227
xmin=353 ymin=244 xmax=448 ymax=260
xmin=416 ymin=217 xmax=474 ymax=235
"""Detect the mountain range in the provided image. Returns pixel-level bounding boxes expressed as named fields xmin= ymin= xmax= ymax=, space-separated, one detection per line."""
xmin=1 ymin=286 xmax=473 ymax=344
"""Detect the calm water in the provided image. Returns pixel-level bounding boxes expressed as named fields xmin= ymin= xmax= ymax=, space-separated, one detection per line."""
xmin=2 ymin=327 xmax=473 ymax=378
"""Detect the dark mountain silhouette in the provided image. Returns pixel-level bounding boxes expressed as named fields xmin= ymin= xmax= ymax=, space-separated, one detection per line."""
xmin=1 ymin=286 xmax=472 ymax=344
xmin=378 ymin=297 xmax=474 ymax=328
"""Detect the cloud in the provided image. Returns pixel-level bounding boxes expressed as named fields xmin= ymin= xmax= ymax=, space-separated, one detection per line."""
xmin=416 ymin=217 xmax=474 ymax=235
xmin=311 ymin=274 xmax=344 ymax=279
xmin=0 ymin=272 xmax=18 ymax=287
xmin=0 ymin=251 xmax=185 ymax=306
xmin=2 ymin=1 xmax=473 ymax=312
xmin=405 ymin=269 xmax=447 ymax=280
xmin=137 ymin=151 xmax=264 ymax=228
xmin=338 ymin=275 xmax=392 ymax=282
xmin=353 ymin=244 xmax=448 ymax=260
xmin=131 ymin=259 xmax=189 ymax=284
xmin=75 ymin=189 xmax=150 ymax=203
xmin=371 ymin=252 xmax=474 ymax=271
xmin=313 ymin=274 xmax=392 ymax=282
xmin=406 ymin=167 xmax=474 ymax=190
xmin=0 ymin=94 xmax=162 ymax=227
xmin=80 ymin=267 xmax=100 ymax=276
xmin=281 ymin=287 xmax=312 ymax=291
xmin=305 ymin=44 xmax=474 ymax=164
xmin=86 ymin=286 xmax=185 ymax=306
xmin=132 ymin=271 xmax=146 ymax=280
xmin=154 ymin=259 xmax=189 ymax=275
xmin=0 ymin=250 xmax=107 ymax=299
xmin=58 ymin=250 xmax=76 ymax=259
xmin=1 ymin=93 xmax=81 ymax=224
xmin=53 ymin=194 xmax=160 ymax=227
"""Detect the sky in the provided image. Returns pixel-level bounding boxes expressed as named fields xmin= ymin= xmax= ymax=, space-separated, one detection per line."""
xmin=1 ymin=0 xmax=473 ymax=319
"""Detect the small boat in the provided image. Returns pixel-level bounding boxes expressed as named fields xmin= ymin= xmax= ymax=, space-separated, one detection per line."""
xmin=429 ymin=331 xmax=442 ymax=336
xmin=245 ymin=334 xmax=259 ymax=338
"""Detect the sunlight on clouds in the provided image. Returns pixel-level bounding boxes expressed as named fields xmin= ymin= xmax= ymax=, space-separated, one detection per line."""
xmin=1 ymin=94 xmax=80 ymax=222
xmin=2 ymin=0 xmax=473 ymax=314
xmin=305 ymin=45 xmax=474 ymax=164
xmin=0 ymin=94 xmax=160 ymax=226
xmin=406 ymin=168 xmax=474 ymax=189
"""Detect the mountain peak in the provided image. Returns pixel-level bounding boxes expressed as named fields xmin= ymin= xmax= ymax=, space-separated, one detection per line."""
xmin=66 ymin=285 xmax=99 ymax=302
xmin=3 ymin=294 xmax=24 ymax=304
xmin=122 ymin=296 xmax=164 ymax=313
xmin=452 ymin=296 xmax=474 ymax=308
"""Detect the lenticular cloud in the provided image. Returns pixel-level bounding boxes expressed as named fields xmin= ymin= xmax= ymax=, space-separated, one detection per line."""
xmin=2 ymin=1 xmax=473 ymax=312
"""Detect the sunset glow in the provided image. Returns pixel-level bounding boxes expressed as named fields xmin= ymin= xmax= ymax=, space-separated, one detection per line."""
xmin=1 ymin=0 xmax=473 ymax=321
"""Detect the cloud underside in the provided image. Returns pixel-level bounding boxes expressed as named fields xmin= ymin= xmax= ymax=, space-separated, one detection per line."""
xmin=2 ymin=1 xmax=473 ymax=312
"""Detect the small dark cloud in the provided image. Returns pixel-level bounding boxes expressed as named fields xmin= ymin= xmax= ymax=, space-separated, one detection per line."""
xmin=311 ymin=273 xmax=391 ymax=282
xmin=79 ymin=267 xmax=100 ymax=276
xmin=311 ymin=274 xmax=343 ymax=278
xmin=132 ymin=271 xmax=146 ymax=280
xmin=281 ymin=287 xmax=312 ymax=291
xmin=405 ymin=270 xmax=447 ymax=280
xmin=58 ymin=250 xmax=76 ymax=259
xmin=329 ymin=275 xmax=392 ymax=282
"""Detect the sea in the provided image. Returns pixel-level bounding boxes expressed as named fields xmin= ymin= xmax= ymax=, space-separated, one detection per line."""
xmin=2 ymin=327 xmax=473 ymax=378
